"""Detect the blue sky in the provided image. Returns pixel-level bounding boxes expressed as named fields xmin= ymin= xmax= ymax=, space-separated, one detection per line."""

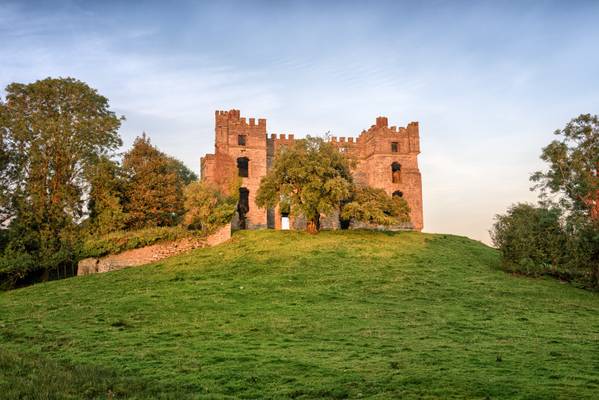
xmin=1 ymin=0 xmax=598 ymax=243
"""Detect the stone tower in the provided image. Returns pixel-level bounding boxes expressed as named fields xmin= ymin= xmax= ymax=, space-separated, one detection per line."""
xmin=201 ymin=110 xmax=423 ymax=231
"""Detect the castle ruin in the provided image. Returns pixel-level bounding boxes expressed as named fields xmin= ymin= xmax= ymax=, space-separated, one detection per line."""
xmin=201 ymin=110 xmax=423 ymax=231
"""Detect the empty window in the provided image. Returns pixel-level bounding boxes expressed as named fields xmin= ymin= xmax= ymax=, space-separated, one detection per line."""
xmin=237 ymin=157 xmax=249 ymax=177
xmin=391 ymin=162 xmax=401 ymax=183
xmin=238 ymin=187 xmax=250 ymax=229
xmin=391 ymin=142 xmax=398 ymax=153
xmin=392 ymin=190 xmax=403 ymax=198
xmin=238 ymin=135 xmax=247 ymax=146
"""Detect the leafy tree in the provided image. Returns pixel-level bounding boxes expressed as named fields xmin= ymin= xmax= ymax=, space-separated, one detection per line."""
xmin=85 ymin=156 xmax=127 ymax=235
xmin=531 ymin=114 xmax=599 ymax=218
xmin=183 ymin=181 xmax=238 ymax=233
xmin=123 ymin=134 xmax=186 ymax=228
xmin=0 ymin=77 xmax=123 ymax=284
xmin=169 ymin=156 xmax=198 ymax=185
xmin=256 ymin=137 xmax=353 ymax=233
xmin=491 ymin=203 xmax=565 ymax=276
xmin=492 ymin=114 xmax=599 ymax=288
xmin=341 ymin=186 xmax=411 ymax=227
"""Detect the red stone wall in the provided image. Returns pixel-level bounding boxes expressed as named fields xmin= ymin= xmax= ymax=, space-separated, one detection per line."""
xmin=201 ymin=110 xmax=424 ymax=231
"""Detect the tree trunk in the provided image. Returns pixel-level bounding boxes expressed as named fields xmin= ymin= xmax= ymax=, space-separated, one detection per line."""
xmin=306 ymin=215 xmax=320 ymax=234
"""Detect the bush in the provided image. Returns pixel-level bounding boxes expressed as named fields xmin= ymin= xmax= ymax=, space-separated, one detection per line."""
xmin=80 ymin=226 xmax=196 ymax=258
xmin=183 ymin=181 xmax=237 ymax=233
xmin=491 ymin=203 xmax=599 ymax=287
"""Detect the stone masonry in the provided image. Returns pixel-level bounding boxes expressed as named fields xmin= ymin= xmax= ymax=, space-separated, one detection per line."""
xmin=77 ymin=224 xmax=231 ymax=275
xmin=201 ymin=110 xmax=423 ymax=231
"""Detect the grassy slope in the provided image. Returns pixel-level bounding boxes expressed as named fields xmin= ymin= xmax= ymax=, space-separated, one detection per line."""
xmin=0 ymin=230 xmax=598 ymax=399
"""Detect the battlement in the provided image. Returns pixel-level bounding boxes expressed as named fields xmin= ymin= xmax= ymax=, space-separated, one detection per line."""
xmin=271 ymin=133 xmax=296 ymax=142
xmin=329 ymin=136 xmax=357 ymax=144
xmin=215 ymin=109 xmax=266 ymax=127
xmin=357 ymin=116 xmax=418 ymax=141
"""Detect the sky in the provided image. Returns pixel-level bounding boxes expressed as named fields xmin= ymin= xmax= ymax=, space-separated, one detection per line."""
xmin=1 ymin=0 xmax=598 ymax=244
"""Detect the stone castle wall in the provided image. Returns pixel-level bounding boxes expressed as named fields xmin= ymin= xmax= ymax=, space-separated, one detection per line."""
xmin=201 ymin=110 xmax=424 ymax=231
xmin=77 ymin=224 xmax=231 ymax=276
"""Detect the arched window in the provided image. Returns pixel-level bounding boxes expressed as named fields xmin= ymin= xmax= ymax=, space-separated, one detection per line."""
xmin=237 ymin=157 xmax=249 ymax=177
xmin=391 ymin=162 xmax=401 ymax=183
xmin=392 ymin=190 xmax=403 ymax=198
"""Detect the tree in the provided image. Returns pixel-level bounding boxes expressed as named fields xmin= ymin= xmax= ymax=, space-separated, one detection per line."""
xmin=341 ymin=186 xmax=411 ymax=228
xmin=122 ymin=134 xmax=186 ymax=228
xmin=490 ymin=203 xmax=565 ymax=275
xmin=169 ymin=156 xmax=198 ymax=185
xmin=492 ymin=114 xmax=599 ymax=289
xmin=0 ymin=77 xmax=123 ymax=283
xmin=256 ymin=136 xmax=353 ymax=233
xmin=86 ymin=156 xmax=127 ymax=235
xmin=531 ymin=114 xmax=599 ymax=218
xmin=183 ymin=181 xmax=238 ymax=233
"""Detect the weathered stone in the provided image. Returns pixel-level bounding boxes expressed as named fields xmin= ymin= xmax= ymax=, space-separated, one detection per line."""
xmin=77 ymin=224 xmax=231 ymax=276
xmin=77 ymin=258 xmax=99 ymax=275
xmin=200 ymin=110 xmax=423 ymax=231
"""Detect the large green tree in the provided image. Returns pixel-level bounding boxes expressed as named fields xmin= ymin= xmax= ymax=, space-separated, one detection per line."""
xmin=0 ymin=78 xmax=123 ymax=282
xmin=492 ymin=114 xmax=599 ymax=288
xmin=122 ymin=134 xmax=188 ymax=228
xmin=257 ymin=137 xmax=353 ymax=233
xmin=531 ymin=114 xmax=599 ymax=218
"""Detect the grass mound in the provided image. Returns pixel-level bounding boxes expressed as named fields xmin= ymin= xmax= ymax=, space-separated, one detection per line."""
xmin=1 ymin=230 xmax=598 ymax=399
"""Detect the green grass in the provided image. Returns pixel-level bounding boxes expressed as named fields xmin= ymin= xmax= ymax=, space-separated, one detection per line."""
xmin=1 ymin=230 xmax=598 ymax=399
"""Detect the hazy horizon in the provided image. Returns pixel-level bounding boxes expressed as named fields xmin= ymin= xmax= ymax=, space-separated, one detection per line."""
xmin=2 ymin=0 xmax=599 ymax=243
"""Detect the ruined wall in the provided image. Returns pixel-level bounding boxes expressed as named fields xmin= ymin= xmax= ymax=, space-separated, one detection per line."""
xmin=201 ymin=110 xmax=424 ymax=231
xmin=78 ymin=224 xmax=231 ymax=276
xmin=202 ymin=110 xmax=268 ymax=228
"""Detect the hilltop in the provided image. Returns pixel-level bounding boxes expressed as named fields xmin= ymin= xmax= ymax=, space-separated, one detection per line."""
xmin=1 ymin=230 xmax=598 ymax=399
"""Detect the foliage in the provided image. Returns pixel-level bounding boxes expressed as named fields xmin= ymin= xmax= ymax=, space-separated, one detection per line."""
xmin=80 ymin=226 xmax=195 ymax=258
xmin=182 ymin=181 xmax=237 ymax=233
xmin=0 ymin=77 xmax=123 ymax=287
xmin=2 ymin=230 xmax=599 ymax=399
xmin=257 ymin=136 xmax=353 ymax=233
xmin=493 ymin=114 xmax=599 ymax=288
xmin=0 ymin=251 xmax=38 ymax=290
xmin=531 ymin=113 xmax=599 ymax=217
xmin=85 ymin=156 xmax=127 ymax=235
xmin=169 ymin=155 xmax=198 ymax=185
xmin=341 ymin=185 xmax=411 ymax=227
xmin=122 ymin=134 xmax=186 ymax=229
xmin=490 ymin=203 xmax=566 ymax=276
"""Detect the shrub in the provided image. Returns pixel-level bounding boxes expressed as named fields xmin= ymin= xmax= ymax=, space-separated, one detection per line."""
xmin=491 ymin=203 xmax=599 ymax=287
xmin=340 ymin=186 xmax=411 ymax=227
xmin=491 ymin=203 xmax=565 ymax=276
xmin=183 ymin=181 xmax=237 ymax=233
xmin=0 ymin=251 xmax=39 ymax=290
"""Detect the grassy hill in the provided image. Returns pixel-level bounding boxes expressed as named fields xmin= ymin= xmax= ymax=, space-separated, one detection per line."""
xmin=1 ymin=230 xmax=598 ymax=399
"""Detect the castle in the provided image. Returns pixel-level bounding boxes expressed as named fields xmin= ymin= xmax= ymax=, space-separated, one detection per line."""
xmin=201 ymin=110 xmax=423 ymax=231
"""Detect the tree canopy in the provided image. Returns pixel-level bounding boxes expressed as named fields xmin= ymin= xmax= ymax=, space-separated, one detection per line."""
xmin=341 ymin=186 xmax=411 ymax=227
xmin=256 ymin=136 xmax=353 ymax=233
xmin=122 ymin=134 xmax=189 ymax=229
xmin=531 ymin=113 xmax=599 ymax=218
xmin=183 ymin=181 xmax=238 ymax=233
xmin=0 ymin=77 xmax=123 ymax=283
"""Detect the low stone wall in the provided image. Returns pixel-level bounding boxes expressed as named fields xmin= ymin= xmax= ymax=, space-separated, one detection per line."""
xmin=77 ymin=224 xmax=231 ymax=276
